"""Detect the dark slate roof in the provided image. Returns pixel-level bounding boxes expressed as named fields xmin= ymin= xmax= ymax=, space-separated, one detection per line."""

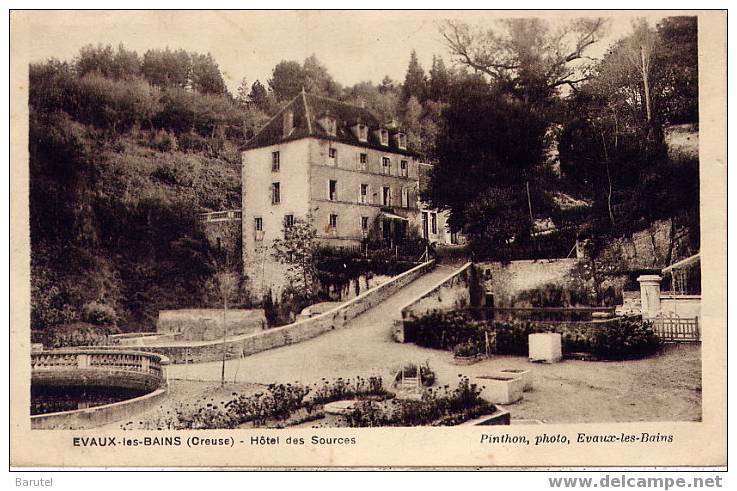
xmin=242 ymin=91 xmax=417 ymax=156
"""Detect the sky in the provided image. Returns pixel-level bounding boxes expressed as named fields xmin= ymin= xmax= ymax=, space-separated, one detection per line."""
xmin=19 ymin=11 xmax=671 ymax=94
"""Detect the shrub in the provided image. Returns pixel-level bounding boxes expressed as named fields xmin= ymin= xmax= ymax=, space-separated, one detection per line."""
xmin=226 ymin=383 xmax=311 ymax=426
xmin=453 ymin=340 xmax=481 ymax=358
xmin=37 ymin=321 xmax=118 ymax=348
xmin=81 ymin=301 xmax=118 ymax=326
xmin=146 ymin=129 xmax=177 ymax=152
xmin=406 ymin=311 xmax=484 ymax=350
xmin=590 ymin=318 xmax=661 ymax=359
xmin=309 ymin=376 xmax=388 ymax=406
xmin=408 ymin=311 xmax=661 ymax=361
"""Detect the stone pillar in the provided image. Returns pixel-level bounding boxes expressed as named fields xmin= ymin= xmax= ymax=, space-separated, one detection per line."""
xmin=637 ymin=274 xmax=662 ymax=319
xmin=77 ymin=353 xmax=90 ymax=368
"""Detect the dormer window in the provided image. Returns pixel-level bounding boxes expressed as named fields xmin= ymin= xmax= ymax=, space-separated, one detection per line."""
xmin=379 ymin=129 xmax=389 ymax=146
xmin=358 ymin=124 xmax=368 ymax=142
xmin=397 ymin=133 xmax=407 ymax=150
xmin=320 ymin=116 xmax=337 ymax=136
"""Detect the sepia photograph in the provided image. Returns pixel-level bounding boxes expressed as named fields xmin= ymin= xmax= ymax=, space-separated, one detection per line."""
xmin=9 ymin=9 xmax=726 ymax=468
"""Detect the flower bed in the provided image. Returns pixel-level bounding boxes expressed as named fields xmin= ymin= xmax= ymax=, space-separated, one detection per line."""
xmin=130 ymin=375 xmax=500 ymax=429
xmin=344 ymin=376 xmax=499 ymax=427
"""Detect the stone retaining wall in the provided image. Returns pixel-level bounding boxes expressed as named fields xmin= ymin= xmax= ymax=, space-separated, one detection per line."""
xmin=401 ymin=262 xmax=475 ymax=321
xmin=91 ymin=260 xmax=436 ymax=364
xmin=477 ymin=259 xmax=580 ymax=307
xmin=31 ymin=388 xmax=168 ymax=430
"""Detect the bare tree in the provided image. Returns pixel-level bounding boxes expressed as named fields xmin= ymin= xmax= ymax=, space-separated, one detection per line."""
xmin=215 ymin=270 xmax=239 ymax=386
xmin=440 ymin=17 xmax=607 ymax=93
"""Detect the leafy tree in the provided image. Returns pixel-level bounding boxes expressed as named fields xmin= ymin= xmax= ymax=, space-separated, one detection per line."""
xmin=343 ymin=80 xmax=399 ymax=122
xmin=379 ymin=75 xmax=395 ymax=94
xmin=271 ymin=215 xmax=318 ymax=296
xmin=141 ymin=48 xmax=191 ymax=89
xmin=558 ymin=17 xmax=699 ymax=236
xmin=401 ymin=95 xmax=423 ymax=152
xmin=428 ymin=55 xmax=452 ymax=101
xmin=652 ymin=16 xmax=698 ymax=124
xmin=190 ymin=52 xmax=228 ymax=95
xmin=440 ymin=17 xmax=606 ymax=106
xmin=269 ymin=60 xmax=305 ymax=101
xmin=303 ymin=54 xmax=341 ymax=98
xmin=247 ymin=79 xmax=274 ymax=114
xmin=75 ymin=43 xmax=116 ymax=77
xmin=111 ymin=44 xmax=142 ymax=80
xmin=424 ymin=76 xmax=550 ymax=251
xmin=235 ymin=77 xmax=250 ymax=107
xmin=401 ymin=50 xmax=427 ymax=102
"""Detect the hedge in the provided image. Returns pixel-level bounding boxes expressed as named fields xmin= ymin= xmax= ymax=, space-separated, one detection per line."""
xmin=405 ymin=311 xmax=661 ymax=360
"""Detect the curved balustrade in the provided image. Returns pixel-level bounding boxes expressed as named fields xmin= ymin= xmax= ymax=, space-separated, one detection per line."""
xmin=31 ymin=350 xmax=169 ymax=384
xmin=31 ymin=350 xmax=170 ymax=429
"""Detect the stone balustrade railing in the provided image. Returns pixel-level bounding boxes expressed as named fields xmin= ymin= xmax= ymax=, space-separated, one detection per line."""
xmin=199 ymin=209 xmax=242 ymax=222
xmin=31 ymin=350 xmax=169 ymax=386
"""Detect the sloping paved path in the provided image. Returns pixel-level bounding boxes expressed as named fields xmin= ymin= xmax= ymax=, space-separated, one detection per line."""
xmin=169 ymin=264 xmax=458 ymax=385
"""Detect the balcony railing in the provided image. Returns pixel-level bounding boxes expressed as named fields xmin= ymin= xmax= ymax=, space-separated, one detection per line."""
xmin=199 ymin=210 xmax=242 ymax=223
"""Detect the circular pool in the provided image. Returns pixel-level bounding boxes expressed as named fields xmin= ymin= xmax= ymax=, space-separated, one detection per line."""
xmin=30 ymin=350 xmax=169 ymax=429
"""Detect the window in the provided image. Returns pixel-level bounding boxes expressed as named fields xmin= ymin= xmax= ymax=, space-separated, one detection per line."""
xmin=400 ymin=160 xmax=408 ymax=177
xmin=401 ymin=187 xmax=409 ymax=208
xmin=358 ymin=125 xmax=368 ymax=142
xmin=360 ymin=183 xmax=368 ymax=204
xmin=329 ymin=147 xmax=337 ymax=159
xmin=431 ymin=213 xmax=437 ymax=234
xmin=380 ymin=129 xmax=389 ymax=146
xmin=329 ymin=214 xmax=338 ymax=229
xmin=329 ymin=180 xmax=338 ymax=201
xmin=398 ymin=133 xmax=407 ymax=150
xmin=254 ymin=217 xmax=264 ymax=241
xmin=382 ymin=186 xmax=391 ymax=206
xmin=284 ymin=214 xmax=294 ymax=229
xmin=271 ymin=182 xmax=281 ymax=204
xmin=359 ymin=152 xmax=368 ymax=170
xmin=272 ymin=151 xmax=280 ymax=172
xmin=382 ymin=157 xmax=391 ymax=175
xmin=361 ymin=216 xmax=369 ymax=230
xmin=422 ymin=212 xmax=429 ymax=239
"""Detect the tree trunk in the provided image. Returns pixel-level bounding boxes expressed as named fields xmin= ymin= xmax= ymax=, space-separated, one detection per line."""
xmin=640 ymin=45 xmax=652 ymax=123
xmin=599 ymin=131 xmax=616 ymax=226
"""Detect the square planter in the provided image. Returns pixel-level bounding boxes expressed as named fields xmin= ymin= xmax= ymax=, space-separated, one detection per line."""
xmin=459 ymin=407 xmax=511 ymax=426
xmin=474 ymin=375 xmax=524 ymax=405
xmin=528 ymin=333 xmax=562 ymax=363
xmin=493 ymin=369 xmax=532 ymax=391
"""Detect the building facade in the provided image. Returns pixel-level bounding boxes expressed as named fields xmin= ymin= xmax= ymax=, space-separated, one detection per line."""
xmin=241 ymin=92 xmax=422 ymax=298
